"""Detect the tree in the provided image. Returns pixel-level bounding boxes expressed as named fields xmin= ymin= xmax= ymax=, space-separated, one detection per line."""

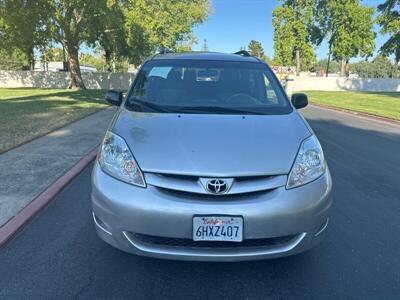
xmin=123 ymin=0 xmax=211 ymax=65
xmin=272 ymin=0 xmax=316 ymax=75
xmin=40 ymin=47 xmax=64 ymax=71
xmin=1 ymin=0 xmax=211 ymax=87
xmin=44 ymin=0 xmax=115 ymax=89
xmin=349 ymin=55 xmax=399 ymax=78
xmin=377 ymin=0 xmax=400 ymax=64
xmin=175 ymin=41 xmax=193 ymax=52
xmin=41 ymin=48 xmax=64 ymax=62
xmin=248 ymin=40 xmax=264 ymax=58
xmin=247 ymin=40 xmax=271 ymax=63
xmin=0 ymin=48 xmax=29 ymax=70
xmin=314 ymin=0 xmax=375 ymax=76
xmin=86 ymin=0 xmax=128 ymax=72
xmin=79 ymin=53 xmax=103 ymax=71
xmin=314 ymin=58 xmax=340 ymax=74
xmin=0 ymin=0 xmax=48 ymax=70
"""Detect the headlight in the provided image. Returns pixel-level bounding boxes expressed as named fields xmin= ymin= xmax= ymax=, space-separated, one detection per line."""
xmin=98 ymin=131 xmax=146 ymax=187
xmin=286 ymin=135 xmax=326 ymax=189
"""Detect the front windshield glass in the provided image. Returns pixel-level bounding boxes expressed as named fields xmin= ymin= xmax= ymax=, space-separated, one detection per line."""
xmin=126 ymin=59 xmax=292 ymax=115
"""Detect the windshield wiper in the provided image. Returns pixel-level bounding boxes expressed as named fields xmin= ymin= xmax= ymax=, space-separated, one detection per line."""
xmin=127 ymin=98 xmax=171 ymax=113
xmin=175 ymin=106 xmax=265 ymax=115
xmin=127 ymin=100 xmax=265 ymax=115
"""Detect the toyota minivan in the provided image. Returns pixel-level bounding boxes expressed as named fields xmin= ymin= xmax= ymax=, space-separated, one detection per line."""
xmin=91 ymin=52 xmax=332 ymax=261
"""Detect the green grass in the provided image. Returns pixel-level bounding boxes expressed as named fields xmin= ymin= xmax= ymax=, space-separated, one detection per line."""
xmin=0 ymin=88 xmax=109 ymax=153
xmin=303 ymin=91 xmax=400 ymax=121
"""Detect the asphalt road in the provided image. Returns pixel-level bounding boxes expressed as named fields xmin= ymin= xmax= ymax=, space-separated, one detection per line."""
xmin=1 ymin=106 xmax=399 ymax=300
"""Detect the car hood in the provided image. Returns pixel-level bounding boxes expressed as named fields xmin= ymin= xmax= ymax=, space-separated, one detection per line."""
xmin=112 ymin=109 xmax=311 ymax=177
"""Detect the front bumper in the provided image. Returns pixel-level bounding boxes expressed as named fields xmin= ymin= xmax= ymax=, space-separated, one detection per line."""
xmin=91 ymin=163 xmax=332 ymax=261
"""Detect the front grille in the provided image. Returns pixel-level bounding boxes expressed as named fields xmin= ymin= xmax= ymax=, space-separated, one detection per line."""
xmin=129 ymin=232 xmax=297 ymax=249
xmin=145 ymin=172 xmax=287 ymax=197
xmin=156 ymin=186 xmax=270 ymax=200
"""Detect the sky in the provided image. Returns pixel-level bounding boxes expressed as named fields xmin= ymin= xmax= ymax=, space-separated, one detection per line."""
xmin=192 ymin=0 xmax=388 ymax=61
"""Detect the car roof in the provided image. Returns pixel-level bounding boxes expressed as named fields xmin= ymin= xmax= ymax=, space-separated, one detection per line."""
xmin=149 ymin=52 xmax=262 ymax=63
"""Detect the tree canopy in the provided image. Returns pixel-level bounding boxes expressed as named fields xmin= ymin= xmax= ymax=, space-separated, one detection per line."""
xmin=248 ymin=40 xmax=264 ymax=57
xmin=377 ymin=0 xmax=400 ymax=63
xmin=86 ymin=0 xmax=129 ymax=72
xmin=349 ymin=55 xmax=400 ymax=78
xmin=247 ymin=40 xmax=271 ymax=63
xmin=123 ymin=0 xmax=210 ymax=65
xmin=1 ymin=0 xmax=395 ymax=84
xmin=0 ymin=0 xmax=211 ymax=89
xmin=0 ymin=0 xmax=48 ymax=70
xmin=272 ymin=0 xmax=316 ymax=75
xmin=272 ymin=0 xmax=376 ymax=76
xmin=314 ymin=0 xmax=375 ymax=76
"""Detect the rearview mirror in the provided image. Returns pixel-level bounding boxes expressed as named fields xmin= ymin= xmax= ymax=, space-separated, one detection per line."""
xmin=105 ymin=90 xmax=123 ymax=106
xmin=291 ymin=93 xmax=308 ymax=110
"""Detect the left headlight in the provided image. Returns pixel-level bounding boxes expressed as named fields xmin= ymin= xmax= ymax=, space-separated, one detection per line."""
xmin=286 ymin=135 xmax=326 ymax=189
xmin=98 ymin=131 xmax=146 ymax=187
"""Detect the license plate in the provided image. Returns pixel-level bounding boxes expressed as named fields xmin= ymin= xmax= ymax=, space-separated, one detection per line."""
xmin=193 ymin=216 xmax=243 ymax=242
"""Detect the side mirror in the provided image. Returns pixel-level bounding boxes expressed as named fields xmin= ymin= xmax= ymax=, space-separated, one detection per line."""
xmin=105 ymin=90 xmax=123 ymax=106
xmin=291 ymin=93 xmax=308 ymax=109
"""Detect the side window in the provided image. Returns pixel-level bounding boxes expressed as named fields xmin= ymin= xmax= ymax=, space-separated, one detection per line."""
xmin=263 ymin=73 xmax=278 ymax=104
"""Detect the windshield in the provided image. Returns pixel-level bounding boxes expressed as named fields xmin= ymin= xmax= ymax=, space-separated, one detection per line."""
xmin=126 ymin=59 xmax=292 ymax=115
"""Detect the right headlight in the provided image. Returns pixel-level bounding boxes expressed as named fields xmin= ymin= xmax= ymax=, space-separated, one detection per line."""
xmin=98 ymin=131 xmax=146 ymax=187
xmin=286 ymin=135 xmax=326 ymax=189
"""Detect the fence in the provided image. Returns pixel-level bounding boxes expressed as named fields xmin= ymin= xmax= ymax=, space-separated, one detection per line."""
xmin=1 ymin=70 xmax=400 ymax=93
xmin=286 ymin=76 xmax=400 ymax=94
xmin=0 ymin=71 xmax=136 ymax=90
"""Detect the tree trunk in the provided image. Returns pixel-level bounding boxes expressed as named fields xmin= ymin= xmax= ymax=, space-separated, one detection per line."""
xmin=27 ymin=48 xmax=35 ymax=71
xmin=104 ymin=49 xmax=112 ymax=72
xmin=112 ymin=53 xmax=116 ymax=72
xmin=62 ymin=45 xmax=68 ymax=71
xmin=66 ymin=43 xmax=86 ymax=89
xmin=340 ymin=59 xmax=346 ymax=77
xmin=326 ymin=46 xmax=331 ymax=77
xmin=295 ymin=49 xmax=300 ymax=76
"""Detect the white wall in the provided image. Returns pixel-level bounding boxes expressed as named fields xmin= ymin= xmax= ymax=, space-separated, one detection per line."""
xmin=1 ymin=70 xmax=399 ymax=93
xmin=0 ymin=71 xmax=136 ymax=90
xmin=286 ymin=76 xmax=400 ymax=94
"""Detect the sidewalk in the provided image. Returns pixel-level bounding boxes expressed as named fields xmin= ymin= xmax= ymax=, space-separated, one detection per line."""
xmin=0 ymin=107 xmax=117 ymax=227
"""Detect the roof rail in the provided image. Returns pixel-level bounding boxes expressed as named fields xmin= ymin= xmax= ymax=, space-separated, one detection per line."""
xmin=158 ymin=47 xmax=173 ymax=54
xmin=234 ymin=50 xmax=251 ymax=57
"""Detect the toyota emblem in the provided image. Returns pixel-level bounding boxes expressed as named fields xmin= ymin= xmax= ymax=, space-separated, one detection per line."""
xmin=206 ymin=179 xmax=229 ymax=194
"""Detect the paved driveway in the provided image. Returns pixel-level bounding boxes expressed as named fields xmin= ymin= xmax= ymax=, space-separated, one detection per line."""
xmin=0 ymin=106 xmax=399 ymax=299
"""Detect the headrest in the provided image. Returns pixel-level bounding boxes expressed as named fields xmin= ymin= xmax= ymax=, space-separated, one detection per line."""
xmin=167 ymin=70 xmax=182 ymax=82
xmin=183 ymin=69 xmax=196 ymax=82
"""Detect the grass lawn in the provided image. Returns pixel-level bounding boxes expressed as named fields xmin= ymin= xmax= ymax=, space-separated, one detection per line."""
xmin=303 ymin=91 xmax=400 ymax=121
xmin=0 ymin=88 xmax=109 ymax=153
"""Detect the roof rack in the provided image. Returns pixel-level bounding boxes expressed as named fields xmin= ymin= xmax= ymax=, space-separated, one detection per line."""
xmin=158 ymin=47 xmax=173 ymax=54
xmin=234 ymin=50 xmax=251 ymax=57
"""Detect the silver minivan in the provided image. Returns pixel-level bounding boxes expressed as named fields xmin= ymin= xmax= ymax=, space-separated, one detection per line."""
xmin=91 ymin=52 xmax=332 ymax=261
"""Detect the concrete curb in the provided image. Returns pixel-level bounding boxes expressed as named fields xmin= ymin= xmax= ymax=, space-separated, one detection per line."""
xmin=0 ymin=146 xmax=98 ymax=247
xmin=309 ymin=104 xmax=400 ymax=127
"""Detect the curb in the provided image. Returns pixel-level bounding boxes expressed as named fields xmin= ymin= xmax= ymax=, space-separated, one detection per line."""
xmin=309 ymin=104 xmax=400 ymax=126
xmin=0 ymin=146 xmax=99 ymax=247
